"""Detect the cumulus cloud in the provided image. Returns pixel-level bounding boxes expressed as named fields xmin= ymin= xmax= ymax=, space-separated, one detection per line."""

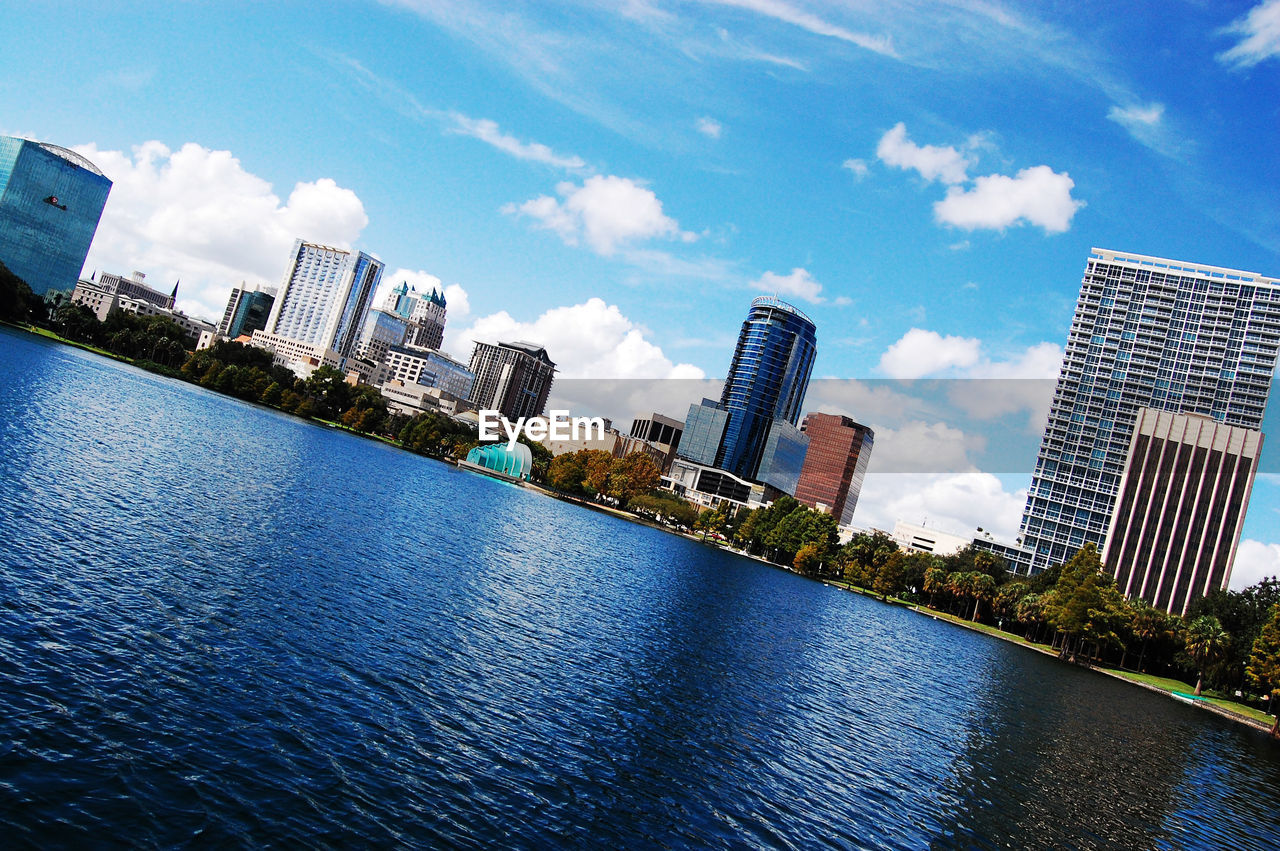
xmin=448 ymin=113 xmax=587 ymax=170
xmin=852 ymin=472 xmax=1028 ymax=541
xmin=1231 ymin=539 xmax=1280 ymax=590
xmin=75 ymin=141 xmax=367 ymax=321
xmin=878 ymin=328 xmax=982 ymax=378
xmin=506 ymin=175 xmax=694 ymax=256
xmin=445 ymin=297 xmax=704 ymax=380
xmin=876 ymin=123 xmax=972 ymax=185
xmin=933 ymin=165 xmax=1083 ymax=233
xmin=1218 ymin=0 xmax=1280 ymax=68
xmin=696 ymin=116 xmax=723 ymax=138
xmin=875 ymin=123 xmax=1083 ymax=234
xmin=751 ymin=267 xmax=826 ymax=304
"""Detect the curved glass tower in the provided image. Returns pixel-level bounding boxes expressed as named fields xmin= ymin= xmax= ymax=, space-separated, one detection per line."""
xmin=716 ymin=296 xmax=817 ymax=480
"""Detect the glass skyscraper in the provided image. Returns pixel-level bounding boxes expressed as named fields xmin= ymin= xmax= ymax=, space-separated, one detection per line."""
xmin=264 ymin=240 xmax=384 ymax=361
xmin=0 ymin=136 xmax=112 ymax=294
xmin=679 ymin=296 xmax=817 ymax=485
xmin=1020 ymin=248 xmax=1280 ymax=572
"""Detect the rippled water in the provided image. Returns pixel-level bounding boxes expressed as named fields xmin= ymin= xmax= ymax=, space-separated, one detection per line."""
xmin=1 ymin=325 xmax=1278 ymax=849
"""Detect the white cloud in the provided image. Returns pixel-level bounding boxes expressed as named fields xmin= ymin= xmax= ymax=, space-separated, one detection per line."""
xmin=707 ymin=0 xmax=897 ymax=57
xmin=445 ymin=297 xmax=704 ymax=380
xmin=696 ymin=116 xmax=723 ymax=138
xmin=878 ymin=328 xmax=982 ymax=378
xmin=506 ymin=175 xmax=693 ymax=256
xmin=933 ymin=165 xmax=1083 ymax=233
xmin=876 ymin=123 xmax=972 ymax=185
xmin=842 ymin=158 xmax=869 ymax=180
xmin=448 ymin=113 xmax=587 ymax=170
xmin=1108 ymin=102 xmax=1164 ymax=129
xmin=75 ymin=141 xmax=367 ymax=322
xmin=751 ymin=267 xmax=825 ymax=304
xmin=1218 ymin=0 xmax=1280 ymax=68
xmin=1230 ymin=539 xmax=1280 ymax=591
xmin=863 ymin=421 xmax=983 ymax=475
xmin=852 ymin=473 xmax=1027 ymax=542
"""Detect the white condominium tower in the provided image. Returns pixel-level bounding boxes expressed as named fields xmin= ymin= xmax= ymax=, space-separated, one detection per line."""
xmin=264 ymin=239 xmax=384 ymax=361
xmin=1020 ymin=248 xmax=1280 ymax=573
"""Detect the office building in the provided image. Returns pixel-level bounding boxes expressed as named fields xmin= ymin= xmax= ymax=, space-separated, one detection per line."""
xmin=379 ymin=279 xmax=448 ymax=351
xmin=383 ymin=344 xmax=475 ymax=400
xmin=260 ymin=239 xmax=383 ymax=363
xmin=467 ymin=341 xmax=555 ymax=420
xmin=678 ymin=296 xmax=817 ymax=487
xmin=0 ymin=136 xmax=112 ymax=295
xmin=356 ymin=309 xmax=409 ymax=367
xmin=1020 ymin=248 xmax=1280 ymax=573
xmin=70 ymin=271 xmax=176 ymax=321
xmin=218 ymin=283 xmax=276 ymax=339
xmin=794 ymin=413 xmax=874 ymax=526
xmin=1104 ymin=409 xmax=1263 ymax=616
xmin=756 ymin=419 xmax=809 ymax=496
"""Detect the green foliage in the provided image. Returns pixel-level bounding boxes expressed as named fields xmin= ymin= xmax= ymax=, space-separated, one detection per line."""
xmin=397 ymin=410 xmax=477 ymax=458
xmin=1042 ymin=544 xmax=1128 ymax=660
xmin=1182 ymin=614 xmax=1232 ymax=695
xmin=628 ymin=492 xmax=698 ymax=528
xmin=0 ymin=261 xmax=46 ymax=324
xmin=1246 ymin=605 xmax=1280 ymax=731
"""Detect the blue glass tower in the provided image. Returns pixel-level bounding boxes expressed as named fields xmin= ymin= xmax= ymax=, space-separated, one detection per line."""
xmin=0 ymin=137 xmax=112 ymax=294
xmin=716 ymin=296 xmax=817 ymax=481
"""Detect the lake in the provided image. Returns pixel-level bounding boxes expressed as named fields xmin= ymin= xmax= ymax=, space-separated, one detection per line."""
xmin=1 ymin=325 xmax=1278 ymax=849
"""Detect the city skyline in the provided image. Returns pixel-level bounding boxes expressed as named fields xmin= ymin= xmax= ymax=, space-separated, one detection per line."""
xmin=4 ymin=0 xmax=1279 ymax=585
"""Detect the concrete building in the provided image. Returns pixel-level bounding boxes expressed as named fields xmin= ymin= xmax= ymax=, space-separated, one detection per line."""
xmin=218 ymin=283 xmax=276 ymax=339
xmin=260 ymin=240 xmax=383 ymax=366
xmin=665 ymin=458 xmax=766 ymax=511
xmin=376 ymin=280 xmax=448 ymax=351
xmin=794 ymin=413 xmax=874 ymax=525
xmin=0 ymin=136 xmax=112 ymax=295
xmin=467 ymin=341 xmax=555 ymax=420
xmin=1103 ymin=409 xmax=1263 ymax=616
xmin=627 ymin=412 xmax=684 ymax=473
xmin=355 ymin=309 xmax=409 ymax=369
xmin=1020 ymin=249 xmax=1280 ymax=572
xmin=382 ymin=344 xmax=475 ymax=400
xmin=891 ymin=520 xmax=973 ymax=556
xmin=70 ymin=271 xmax=174 ymax=321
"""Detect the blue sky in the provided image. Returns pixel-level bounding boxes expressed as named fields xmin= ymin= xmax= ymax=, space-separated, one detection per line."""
xmin=4 ymin=0 xmax=1280 ymax=584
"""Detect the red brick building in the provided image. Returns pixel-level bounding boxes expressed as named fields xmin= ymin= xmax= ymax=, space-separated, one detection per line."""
xmin=794 ymin=413 xmax=874 ymax=526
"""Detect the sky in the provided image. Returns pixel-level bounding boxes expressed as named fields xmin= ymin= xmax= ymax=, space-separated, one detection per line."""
xmin=4 ymin=0 xmax=1280 ymax=587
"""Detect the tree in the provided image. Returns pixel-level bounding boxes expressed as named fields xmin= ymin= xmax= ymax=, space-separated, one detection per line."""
xmin=0 ymin=261 xmax=45 ymax=324
xmin=1044 ymin=544 xmax=1127 ymax=662
xmin=547 ymin=451 xmax=590 ymax=494
xmin=923 ymin=567 xmax=948 ymax=610
xmin=606 ymin=452 xmax=660 ymax=504
xmin=1127 ymin=599 xmax=1176 ymax=673
xmin=1183 ymin=615 xmax=1231 ymax=696
xmin=968 ymin=573 xmax=997 ymax=621
xmin=1246 ymin=605 xmax=1280 ymax=737
xmin=873 ymin=551 xmax=906 ymax=600
xmin=794 ymin=542 xmax=825 ymax=577
xmin=993 ymin=581 xmax=1029 ymax=629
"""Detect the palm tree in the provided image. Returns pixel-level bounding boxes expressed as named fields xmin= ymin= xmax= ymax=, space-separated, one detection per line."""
xmin=923 ymin=567 xmax=948 ymax=610
xmin=969 ymin=573 xmax=996 ymax=622
xmin=1184 ymin=615 xmax=1231 ymax=696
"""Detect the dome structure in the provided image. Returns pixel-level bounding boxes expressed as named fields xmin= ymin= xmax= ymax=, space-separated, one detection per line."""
xmin=465 ymin=441 xmax=533 ymax=481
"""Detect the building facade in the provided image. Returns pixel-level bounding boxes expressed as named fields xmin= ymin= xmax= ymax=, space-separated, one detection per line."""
xmin=218 ymin=284 xmax=276 ymax=339
xmin=263 ymin=240 xmax=383 ymax=363
xmin=356 ymin=309 xmax=409 ymax=368
xmin=467 ymin=341 xmax=555 ymax=420
xmin=1103 ymin=409 xmax=1263 ymax=616
xmin=383 ymin=344 xmax=475 ymax=400
xmin=0 ymin=136 xmax=112 ymax=295
xmin=794 ymin=413 xmax=874 ymax=526
xmin=1020 ymin=249 xmax=1280 ymax=572
xmin=717 ymin=296 xmax=817 ymax=480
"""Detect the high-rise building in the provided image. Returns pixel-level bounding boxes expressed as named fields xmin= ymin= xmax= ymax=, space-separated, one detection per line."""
xmin=468 ymin=341 xmax=555 ymax=420
xmin=261 ymin=240 xmax=383 ymax=362
xmin=0 ymin=136 xmax=112 ymax=295
xmin=1104 ymin=409 xmax=1262 ymax=616
xmin=794 ymin=413 xmax=875 ymax=526
xmin=1020 ymin=248 xmax=1280 ymax=573
xmin=383 ymin=344 xmax=475 ymax=400
xmin=678 ymin=296 xmax=817 ymax=487
xmin=378 ymin=280 xmax=448 ymax=351
xmin=70 ymin=270 xmax=174 ymax=321
xmin=355 ymin=309 xmax=409 ymax=367
xmin=217 ymin=283 xmax=276 ymax=339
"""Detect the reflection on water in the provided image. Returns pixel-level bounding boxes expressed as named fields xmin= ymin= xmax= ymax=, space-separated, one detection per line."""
xmin=1 ymin=326 xmax=1278 ymax=848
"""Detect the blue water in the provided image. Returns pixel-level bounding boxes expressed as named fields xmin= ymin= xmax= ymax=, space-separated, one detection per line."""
xmin=1 ymin=325 xmax=1278 ymax=849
